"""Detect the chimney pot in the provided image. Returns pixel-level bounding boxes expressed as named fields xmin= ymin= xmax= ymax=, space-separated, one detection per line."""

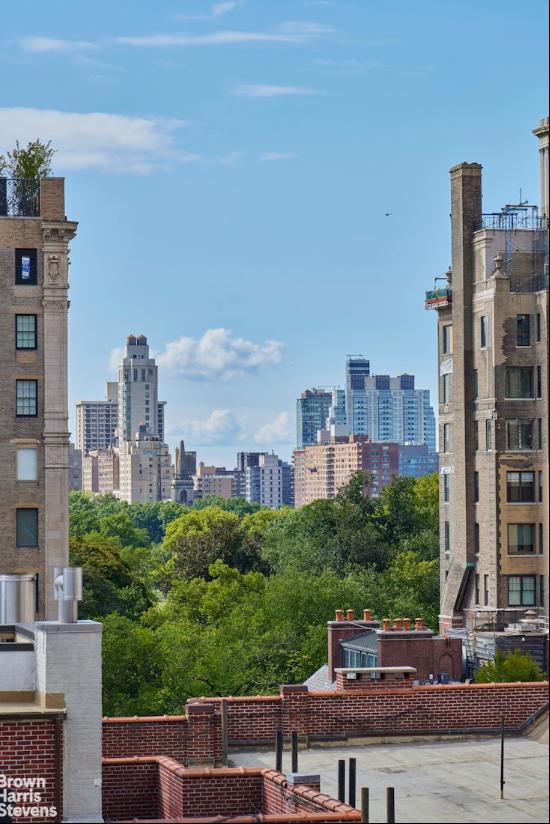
xmin=415 ymin=617 xmax=424 ymax=631
xmin=346 ymin=609 xmax=355 ymax=622
xmin=335 ymin=609 xmax=343 ymax=622
xmin=382 ymin=618 xmax=391 ymax=631
xmin=394 ymin=618 xmax=403 ymax=631
xmin=363 ymin=609 xmax=372 ymax=622
xmin=403 ymin=618 xmax=411 ymax=631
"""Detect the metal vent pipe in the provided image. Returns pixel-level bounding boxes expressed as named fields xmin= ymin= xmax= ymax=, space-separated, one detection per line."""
xmin=54 ymin=567 xmax=83 ymax=623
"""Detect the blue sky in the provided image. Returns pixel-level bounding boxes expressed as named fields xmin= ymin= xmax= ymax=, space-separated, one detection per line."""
xmin=2 ymin=0 xmax=548 ymax=465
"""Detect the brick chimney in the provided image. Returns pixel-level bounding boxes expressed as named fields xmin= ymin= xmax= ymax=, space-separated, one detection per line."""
xmin=327 ymin=608 xmax=379 ymax=682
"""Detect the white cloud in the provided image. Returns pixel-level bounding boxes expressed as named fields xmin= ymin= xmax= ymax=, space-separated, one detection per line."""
xmin=255 ymin=412 xmax=290 ymax=444
xmin=21 ymin=37 xmax=98 ymax=53
xmin=172 ymin=409 xmax=246 ymax=445
xmin=155 ymin=328 xmax=284 ymax=381
xmin=115 ymin=21 xmax=333 ymax=48
xmin=219 ymin=149 xmax=244 ymax=166
xmin=108 ymin=347 xmax=124 ymax=373
xmin=175 ymin=2 xmax=243 ymax=21
xmin=259 ymin=152 xmax=296 ymax=162
xmin=0 ymin=107 xmax=198 ymax=174
xmin=234 ymin=84 xmax=323 ymax=98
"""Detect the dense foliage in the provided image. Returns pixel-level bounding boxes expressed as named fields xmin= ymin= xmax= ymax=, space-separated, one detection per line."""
xmin=474 ymin=649 xmax=545 ymax=683
xmin=68 ymin=473 xmax=440 ymax=715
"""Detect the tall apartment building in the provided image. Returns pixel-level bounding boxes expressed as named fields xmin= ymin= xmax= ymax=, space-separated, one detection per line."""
xmin=68 ymin=442 xmax=82 ymax=490
xmin=296 ymin=388 xmax=333 ymax=448
xmin=293 ymin=436 xmax=399 ymax=507
xmin=0 ymin=177 xmax=77 ymax=618
xmin=346 ymin=369 xmax=436 ymax=451
xmin=118 ymin=426 xmax=171 ymax=503
xmin=118 ymin=334 xmax=159 ymax=441
xmin=398 ymin=444 xmax=439 ymax=478
xmin=193 ymin=463 xmax=240 ymax=499
xmin=76 ymin=379 xmax=165 ymax=455
xmin=75 ymin=381 xmax=118 ymax=454
xmin=245 ymin=452 xmax=288 ymax=509
xmin=426 ymin=118 xmax=548 ymax=665
xmin=82 ymin=448 xmax=119 ymax=495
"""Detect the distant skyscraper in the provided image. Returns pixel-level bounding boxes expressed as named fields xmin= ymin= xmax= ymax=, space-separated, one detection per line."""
xmin=246 ymin=453 xmax=287 ymax=509
xmin=75 ymin=383 xmax=118 ymax=455
xmin=296 ymin=388 xmax=333 ymax=448
xmin=345 ymin=365 xmax=436 ymax=452
xmin=118 ymin=335 xmax=159 ymax=442
xmin=398 ymin=444 xmax=439 ymax=478
xmin=118 ymin=426 xmax=171 ymax=503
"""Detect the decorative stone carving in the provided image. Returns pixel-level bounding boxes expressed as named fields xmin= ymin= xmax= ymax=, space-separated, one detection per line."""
xmin=47 ymin=254 xmax=61 ymax=282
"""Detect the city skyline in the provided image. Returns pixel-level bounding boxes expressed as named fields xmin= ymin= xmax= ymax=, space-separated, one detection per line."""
xmin=2 ymin=0 xmax=548 ymax=466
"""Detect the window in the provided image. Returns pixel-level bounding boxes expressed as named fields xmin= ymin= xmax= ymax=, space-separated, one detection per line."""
xmin=133 ymin=369 xmax=137 ymax=381
xmin=538 ymin=419 xmax=542 ymax=450
xmin=507 ymin=524 xmax=535 ymax=554
xmin=473 ymin=369 xmax=478 ymax=400
xmin=484 ymin=575 xmax=489 ymax=606
xmin=442 ymin=373 xmax=451 ymax=404
xmin=540 ymin=577 xmax=545 ymax=608
xmin=17 ymin=448 xmax=37 ymax=481
xmin=444 ymin=521 xmax=450 ymax=553
xmin=474 ymin=420 xmax=479 ymax=451
xmin=442 ymin=325 xmax=453 ymax=354
xmin=16 ymin=380 xmax=37 ymax=416
xmin=485 ymin=419 xmax=493 ymax=451
xmin=15 ymin=249 xmax=38 ymax=285
xmin=16 ymin=315 xmax=37 ymax=349
xmin=536 ymin=365 xmax=542 ymax=398
xmin=539 ymin=471 xmax=543 ymax=503
xmin=506 ymin=367 xmax=533 ymax=398
xmin=475 ymin=523 xmax=480 ymax=554
xmin=508 ymin=575 xmax=536 ymax=606
xmin=16 ymin=508 xmax=38 ymax=547
xmin=506 ymin=419 xmax=534 ymax=451
xmin=474 ymin=471 xmax=479 ymax=503
xmin=443 ymin=473 xmax=450 ymax=502
xmin=507 ymin=471 xmax=535 ymax=503
xmin=480 ymin=316 xmax=487 ymax=348
xmin=540 ymin=524 xmax=544 ymax=554
xmin=443 ymin=423 xmax=452 ymax=453
xmin=536 ymin=313 xmax=541 ymax=342
xmin=516 ymin=314 xmax=531 ymax=347
xmin=475 ymin=574 xmax=480 ymax=605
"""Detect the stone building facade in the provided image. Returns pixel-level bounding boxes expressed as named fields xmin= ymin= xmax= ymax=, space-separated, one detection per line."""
xmin=427 ymin=118 xmax=549 ymax=648
xmin=0 ymin=177 xmax=77 ymax=619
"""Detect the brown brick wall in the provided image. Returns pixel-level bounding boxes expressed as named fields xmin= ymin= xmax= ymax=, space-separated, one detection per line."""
xmin=101 ymin=759 xmax=360 ymax=822
xmin=102 ymin=716 xmax=187 ymax=761
xmin=103 ymin=682 xmax=548 ymax=764
xmin=0 ymin=718 xmax=61 ymax=823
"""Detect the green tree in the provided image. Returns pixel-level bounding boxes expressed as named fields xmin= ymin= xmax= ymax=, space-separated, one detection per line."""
xmin=162 ymin=507 xmax=244 ymax=581
xmin=191 ymin=496 xmax=263 ymax=516
xmin=102 ymin=614 xmax=164 ymax=715
xmin=69 ymin=492 xmax=100 ymax=537
xmin=0 ymin=139 xmax=54 ymax=178
xmin=70 ymin=534 xmax=153 ymax=620
xmin=98 ymin=511 xmax=150 ymax=549
xmin=475 ymin=650 xmax=545 ymax=683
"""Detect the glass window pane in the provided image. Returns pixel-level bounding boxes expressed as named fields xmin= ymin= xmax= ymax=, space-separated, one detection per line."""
xmin=522 ymin=577 xmax=536 ymax=606
xmin=16 ymin=381 xmax=37 ymax=416
xmin=508 ymin=576 xmax=521 ymax=605
xmin=516 ymin=314 xmax=531 ymax=347
xmin=16 ymin=315 xmax=37 ymax=349
xmin=17 ymin=448 xmax=37 ymax=480
xmin=16 ymin=509 xmax=38 ymax=547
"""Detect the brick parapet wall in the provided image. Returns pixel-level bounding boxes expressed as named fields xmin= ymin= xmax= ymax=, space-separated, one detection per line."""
xmin=0 ymin=718 xmax=61 ymax=823
xmin=103 ymin=682 xmax=548 ymax=762
xmin=102 ymin=758 xmax=360 ymax=822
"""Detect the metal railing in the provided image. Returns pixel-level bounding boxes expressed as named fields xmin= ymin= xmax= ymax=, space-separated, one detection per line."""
xmin=480 ymin=212 xmax=548 ymax=231
xmin=0 ymin=178 xmax=40 ymax=217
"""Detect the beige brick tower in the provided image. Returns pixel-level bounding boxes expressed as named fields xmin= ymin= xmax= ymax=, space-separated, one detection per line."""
xmin=0 ymin=177 xmax=77 ymax=619
xmin=427 ymin=120 xmax=549 ymax=670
